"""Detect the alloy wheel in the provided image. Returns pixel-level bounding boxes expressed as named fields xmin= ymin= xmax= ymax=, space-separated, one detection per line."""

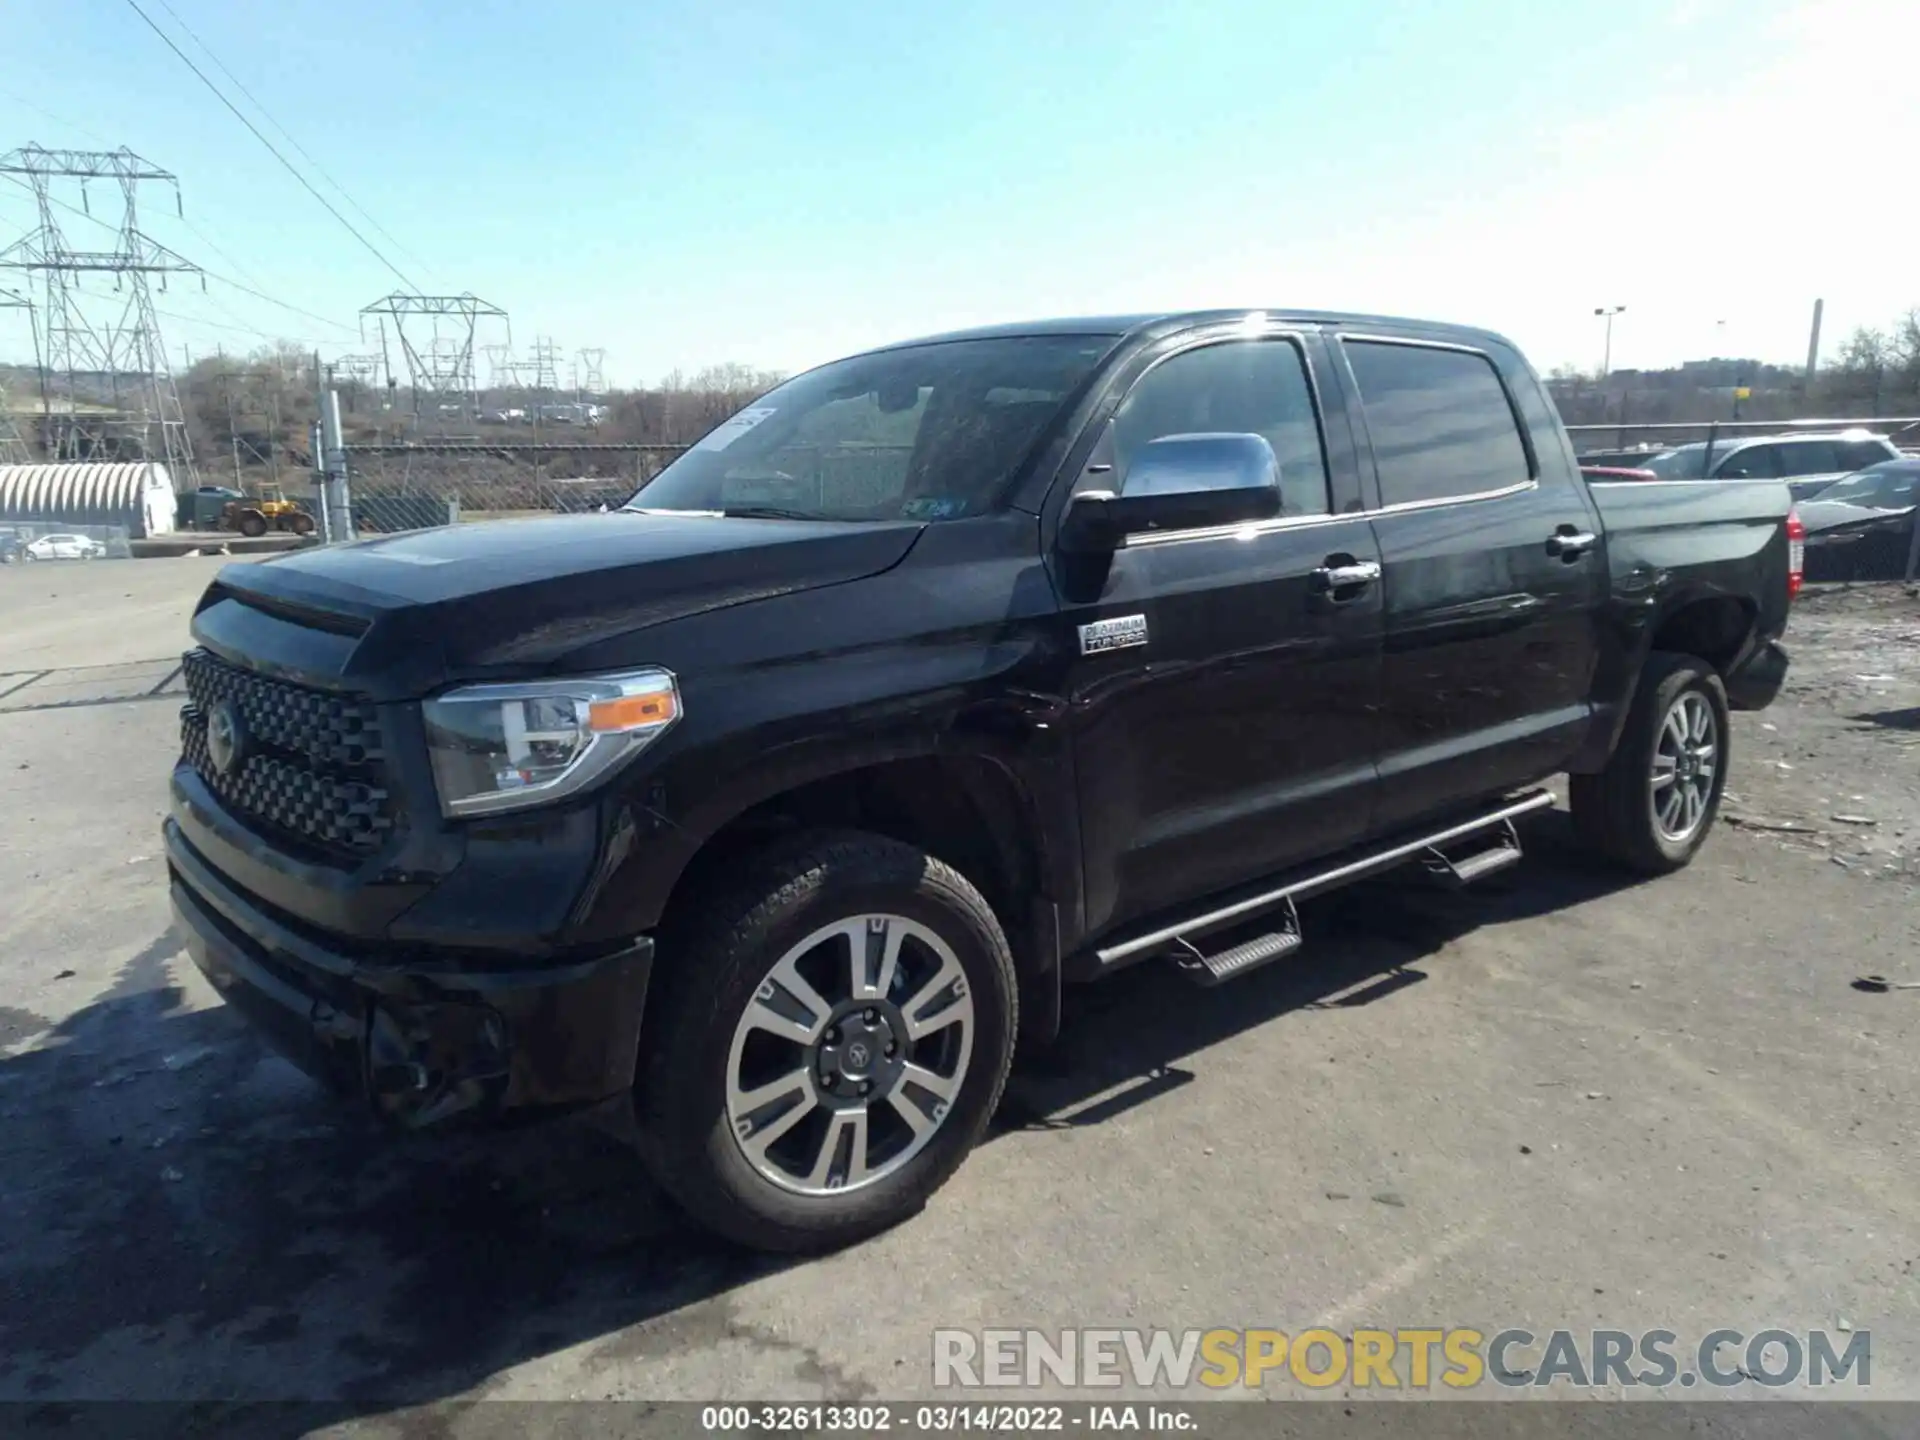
xmin=1650 ymin=690 xmax=1718 ymax=842
xmin=724 ymin=913 xmax=975 ymax=1196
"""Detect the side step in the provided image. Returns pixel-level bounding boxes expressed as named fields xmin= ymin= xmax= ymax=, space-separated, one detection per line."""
xmin=1421 ymin=819 xmax=1524 ymax=889
xmin=1173 ymin=898 xmax=1302 ymax=987
xmin=1089 ymin=789 xmax=1555 ymax=981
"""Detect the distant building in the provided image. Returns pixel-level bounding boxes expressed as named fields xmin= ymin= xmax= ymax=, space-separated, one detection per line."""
xmin=0 ymin=462 xmax=179 ymax=537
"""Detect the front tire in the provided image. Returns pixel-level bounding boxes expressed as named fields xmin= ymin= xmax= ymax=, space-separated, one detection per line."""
xmin=1571 ymin=651 xmax=1731 ymax=874
xmin=635 ymin=831 xmax=1017 ymax=1253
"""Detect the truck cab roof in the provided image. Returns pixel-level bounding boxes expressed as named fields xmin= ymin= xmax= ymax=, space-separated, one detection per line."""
xmin=866 ymin=309 xmax=1519 ymax=354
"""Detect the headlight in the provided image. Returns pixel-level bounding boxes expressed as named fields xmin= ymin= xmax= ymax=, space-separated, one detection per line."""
xmin=422 ymin=669 xmax=681 ymax=818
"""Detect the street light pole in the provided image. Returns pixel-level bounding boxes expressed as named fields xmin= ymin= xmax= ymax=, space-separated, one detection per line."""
xmin=1594 ymin=305 xmax=1626 ymax=379
xmin=1714 ymin=319 xmax=1748 ymax=421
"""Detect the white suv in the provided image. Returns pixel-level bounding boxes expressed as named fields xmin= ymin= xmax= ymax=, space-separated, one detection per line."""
xmin=1643 ymin=431 xmax=1902 ymax=501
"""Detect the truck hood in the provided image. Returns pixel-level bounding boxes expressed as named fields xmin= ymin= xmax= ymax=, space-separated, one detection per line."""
xmin=206 ymin=511 xmax=924 ymax=680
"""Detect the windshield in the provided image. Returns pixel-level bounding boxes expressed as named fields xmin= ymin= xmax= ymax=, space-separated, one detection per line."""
xmin=1811 ymin=464 xmax=1920 ymax=508
xmin=627 ymin=335 xmax=1113 ymax=522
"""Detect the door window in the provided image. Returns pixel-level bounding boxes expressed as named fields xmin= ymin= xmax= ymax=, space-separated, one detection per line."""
xmin=1838 ymin=439 xmax=1897 ymax=472
xmin=1110 ymin=339 xmax=1330 ymax=517
xmin=1714 ymin=445 xmax=1780 ymax=479
xmin=1769 ymin=440 xmax=1842 ymax=477
xmin=1344 ymin=341 xmax=1531 ymax=506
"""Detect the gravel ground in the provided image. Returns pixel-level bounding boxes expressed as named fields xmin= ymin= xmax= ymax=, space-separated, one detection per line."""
xmin=2 ymin=561 xmax=1918 ymax=1429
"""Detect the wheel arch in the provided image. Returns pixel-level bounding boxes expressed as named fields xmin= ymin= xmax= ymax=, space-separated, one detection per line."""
xmin=600 ymin=739 xmax=1069 ymax=1049
xmin=1571 ymin=587 xmax=1759 ymax=773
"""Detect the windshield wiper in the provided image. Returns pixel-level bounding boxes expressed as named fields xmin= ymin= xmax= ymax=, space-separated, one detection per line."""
xmin=721 ymin=505 xmax=828 ymax=521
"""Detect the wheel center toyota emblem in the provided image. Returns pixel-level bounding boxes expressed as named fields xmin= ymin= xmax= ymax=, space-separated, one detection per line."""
xmin=845 ymin=1041 xmax=870 ymax=1070
xmin=206 ymin=700 xmax=249 ymax=778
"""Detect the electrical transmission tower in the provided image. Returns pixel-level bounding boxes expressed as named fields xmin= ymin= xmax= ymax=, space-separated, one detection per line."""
xmin=0 ymin=287 xmax=35 ymax=461
xmin=575 ymin=347 xmax=606 ymax=398
xmin=332 ymin=353 xmax=384 ymax=386
xmin=0 ymin=146 xmax=202 ymax=473
xmin=329 ymin=353 xmax=385 ymax=416
xmin=527 ymin=336 xmax=563 ymax=393
xmin=359 ymin=292 xmax=507 ymax=431
xmin=481 ymin=343 xmax=517 ymax=392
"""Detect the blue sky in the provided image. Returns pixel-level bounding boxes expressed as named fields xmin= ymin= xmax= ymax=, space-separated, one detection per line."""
xmin=1 ymin=0 xmax=1914 ymax=387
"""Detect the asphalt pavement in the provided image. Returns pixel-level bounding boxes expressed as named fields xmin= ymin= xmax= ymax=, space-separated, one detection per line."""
xmin=2 ymin=559 xmax=1917 ymax=1424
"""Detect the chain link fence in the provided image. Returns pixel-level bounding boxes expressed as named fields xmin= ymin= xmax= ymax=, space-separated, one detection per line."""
xmin=334 ymin=439 xmax=928 ymax=534
xmin=0 ymin=517 xmax=134 ymax=562
xmin=1803 ymin=524 xmax=1920 ymax=585
xmin=337 ymin=442 xmax=690 ymax=533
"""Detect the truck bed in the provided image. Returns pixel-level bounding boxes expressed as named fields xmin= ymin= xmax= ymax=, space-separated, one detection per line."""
xmin=1587 ymin=475 xmax=1794 ymax=625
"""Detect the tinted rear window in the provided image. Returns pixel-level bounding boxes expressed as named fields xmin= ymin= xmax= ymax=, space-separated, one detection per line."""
xmin=1345 ymin=341 xmax=1531 ymax=506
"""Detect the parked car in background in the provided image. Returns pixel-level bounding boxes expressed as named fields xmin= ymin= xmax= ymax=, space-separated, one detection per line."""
xmin=1576 ymin=446 xmax=1672 ymax=469
xmin=1797 ymin=459 xmax=1920 ymax=582
xmin=0 ymin=528 xmax=23 ymax=564
xmin=1639 ymin=431 xmax=1901 ymax=501
xmin=1803 ymin=459 xmax=1920 ymax=512
xmin=24 ymin=532 xmax=105 ymax=561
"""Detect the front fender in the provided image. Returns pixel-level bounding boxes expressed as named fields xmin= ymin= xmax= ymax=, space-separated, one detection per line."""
xmin=567 ymin=678 xmax=1080 ymax=944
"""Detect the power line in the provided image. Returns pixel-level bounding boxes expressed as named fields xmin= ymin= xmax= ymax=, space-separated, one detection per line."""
xmin=0 ymin=90 xmax=115 ymax=148
xmin=150 ymin=0 xmax=435 ymax=284
xmin=173 ymin=209 xmax=278 ymax=299
xmin=205 ymin=267 xmax=357 ymax=335
xmin=171 ymin=210 xmax=356 ymax=334
xmin=195 ymin=284 xmax=327 ymax=345
xmin=122 ymin=0 xmax=419 ymax=291
xmin=153 ymin=303 xmax=337 ymax=347
xmin=0 ymin=170 xmax=355 ymax=335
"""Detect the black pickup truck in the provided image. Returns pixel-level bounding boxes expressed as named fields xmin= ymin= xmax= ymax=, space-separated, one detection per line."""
xmin=164 ymin=310 xmax=1799 ymax=1251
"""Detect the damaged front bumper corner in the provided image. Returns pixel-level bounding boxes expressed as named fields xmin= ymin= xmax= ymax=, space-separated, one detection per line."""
xmin=165 ymin=819 xmax=653 ymax=1128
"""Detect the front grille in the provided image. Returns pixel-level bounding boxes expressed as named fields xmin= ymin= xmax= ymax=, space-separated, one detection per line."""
xmin=179 ymin=648 xmax=396 ymax=857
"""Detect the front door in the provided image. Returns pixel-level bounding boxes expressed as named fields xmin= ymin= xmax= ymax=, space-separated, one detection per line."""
xmin=1335 ymin=334 xmax=1605 ymax=835
xmin=1055 ymin=329 xmax=1385 ymax=937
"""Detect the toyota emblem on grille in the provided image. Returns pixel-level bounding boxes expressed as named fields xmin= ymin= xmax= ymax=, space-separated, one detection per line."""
xmin=206 ymin=699 xmax=249 ymax=778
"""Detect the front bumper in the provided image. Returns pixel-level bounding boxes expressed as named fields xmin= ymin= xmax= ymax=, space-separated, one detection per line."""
xmin=1724 ymin=638 xmax=1789 ymax=712
xmin=166 ymin=819 xmax=653 ymax=1128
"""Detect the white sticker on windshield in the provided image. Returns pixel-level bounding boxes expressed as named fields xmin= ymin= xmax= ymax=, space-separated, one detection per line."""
xmin=692 ymin=406 xmax=779 ymax=453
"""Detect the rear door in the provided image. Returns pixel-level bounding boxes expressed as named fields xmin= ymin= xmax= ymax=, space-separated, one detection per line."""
xmin=1053 ymin=325 xmax=1384 ymax=936
xmin=1336 ymin=333 xmax=1606 ymax=835
xmin=1724 ymin=439 xmax=1848 ymax=501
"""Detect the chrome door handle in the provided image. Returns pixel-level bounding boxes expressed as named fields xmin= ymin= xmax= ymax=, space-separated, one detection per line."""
xmin=1309 ymin=558 xmax=1381 ymax=602
xmin=1314 ymin=559 xmax=1382 ymax=588
xmin=1546 ymin=529 xmax=1597 ymax=558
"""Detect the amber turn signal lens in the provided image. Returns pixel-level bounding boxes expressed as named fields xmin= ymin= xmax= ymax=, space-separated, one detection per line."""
xmin=587 ymin=689 xmax=679 ymax=733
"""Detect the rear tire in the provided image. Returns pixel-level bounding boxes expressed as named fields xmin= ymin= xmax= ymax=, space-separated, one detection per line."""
xmin=1571 ymin=651 xmax=1730 ymax=875
xmin=634 ymin=830 xmax=1017 ymax=1253
xmin=236 ymin=509 xmax=268 ymax=538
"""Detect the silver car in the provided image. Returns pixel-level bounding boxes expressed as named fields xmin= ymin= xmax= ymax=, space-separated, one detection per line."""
xmin=1639 ymin=431 xmax=1902 ymax=501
